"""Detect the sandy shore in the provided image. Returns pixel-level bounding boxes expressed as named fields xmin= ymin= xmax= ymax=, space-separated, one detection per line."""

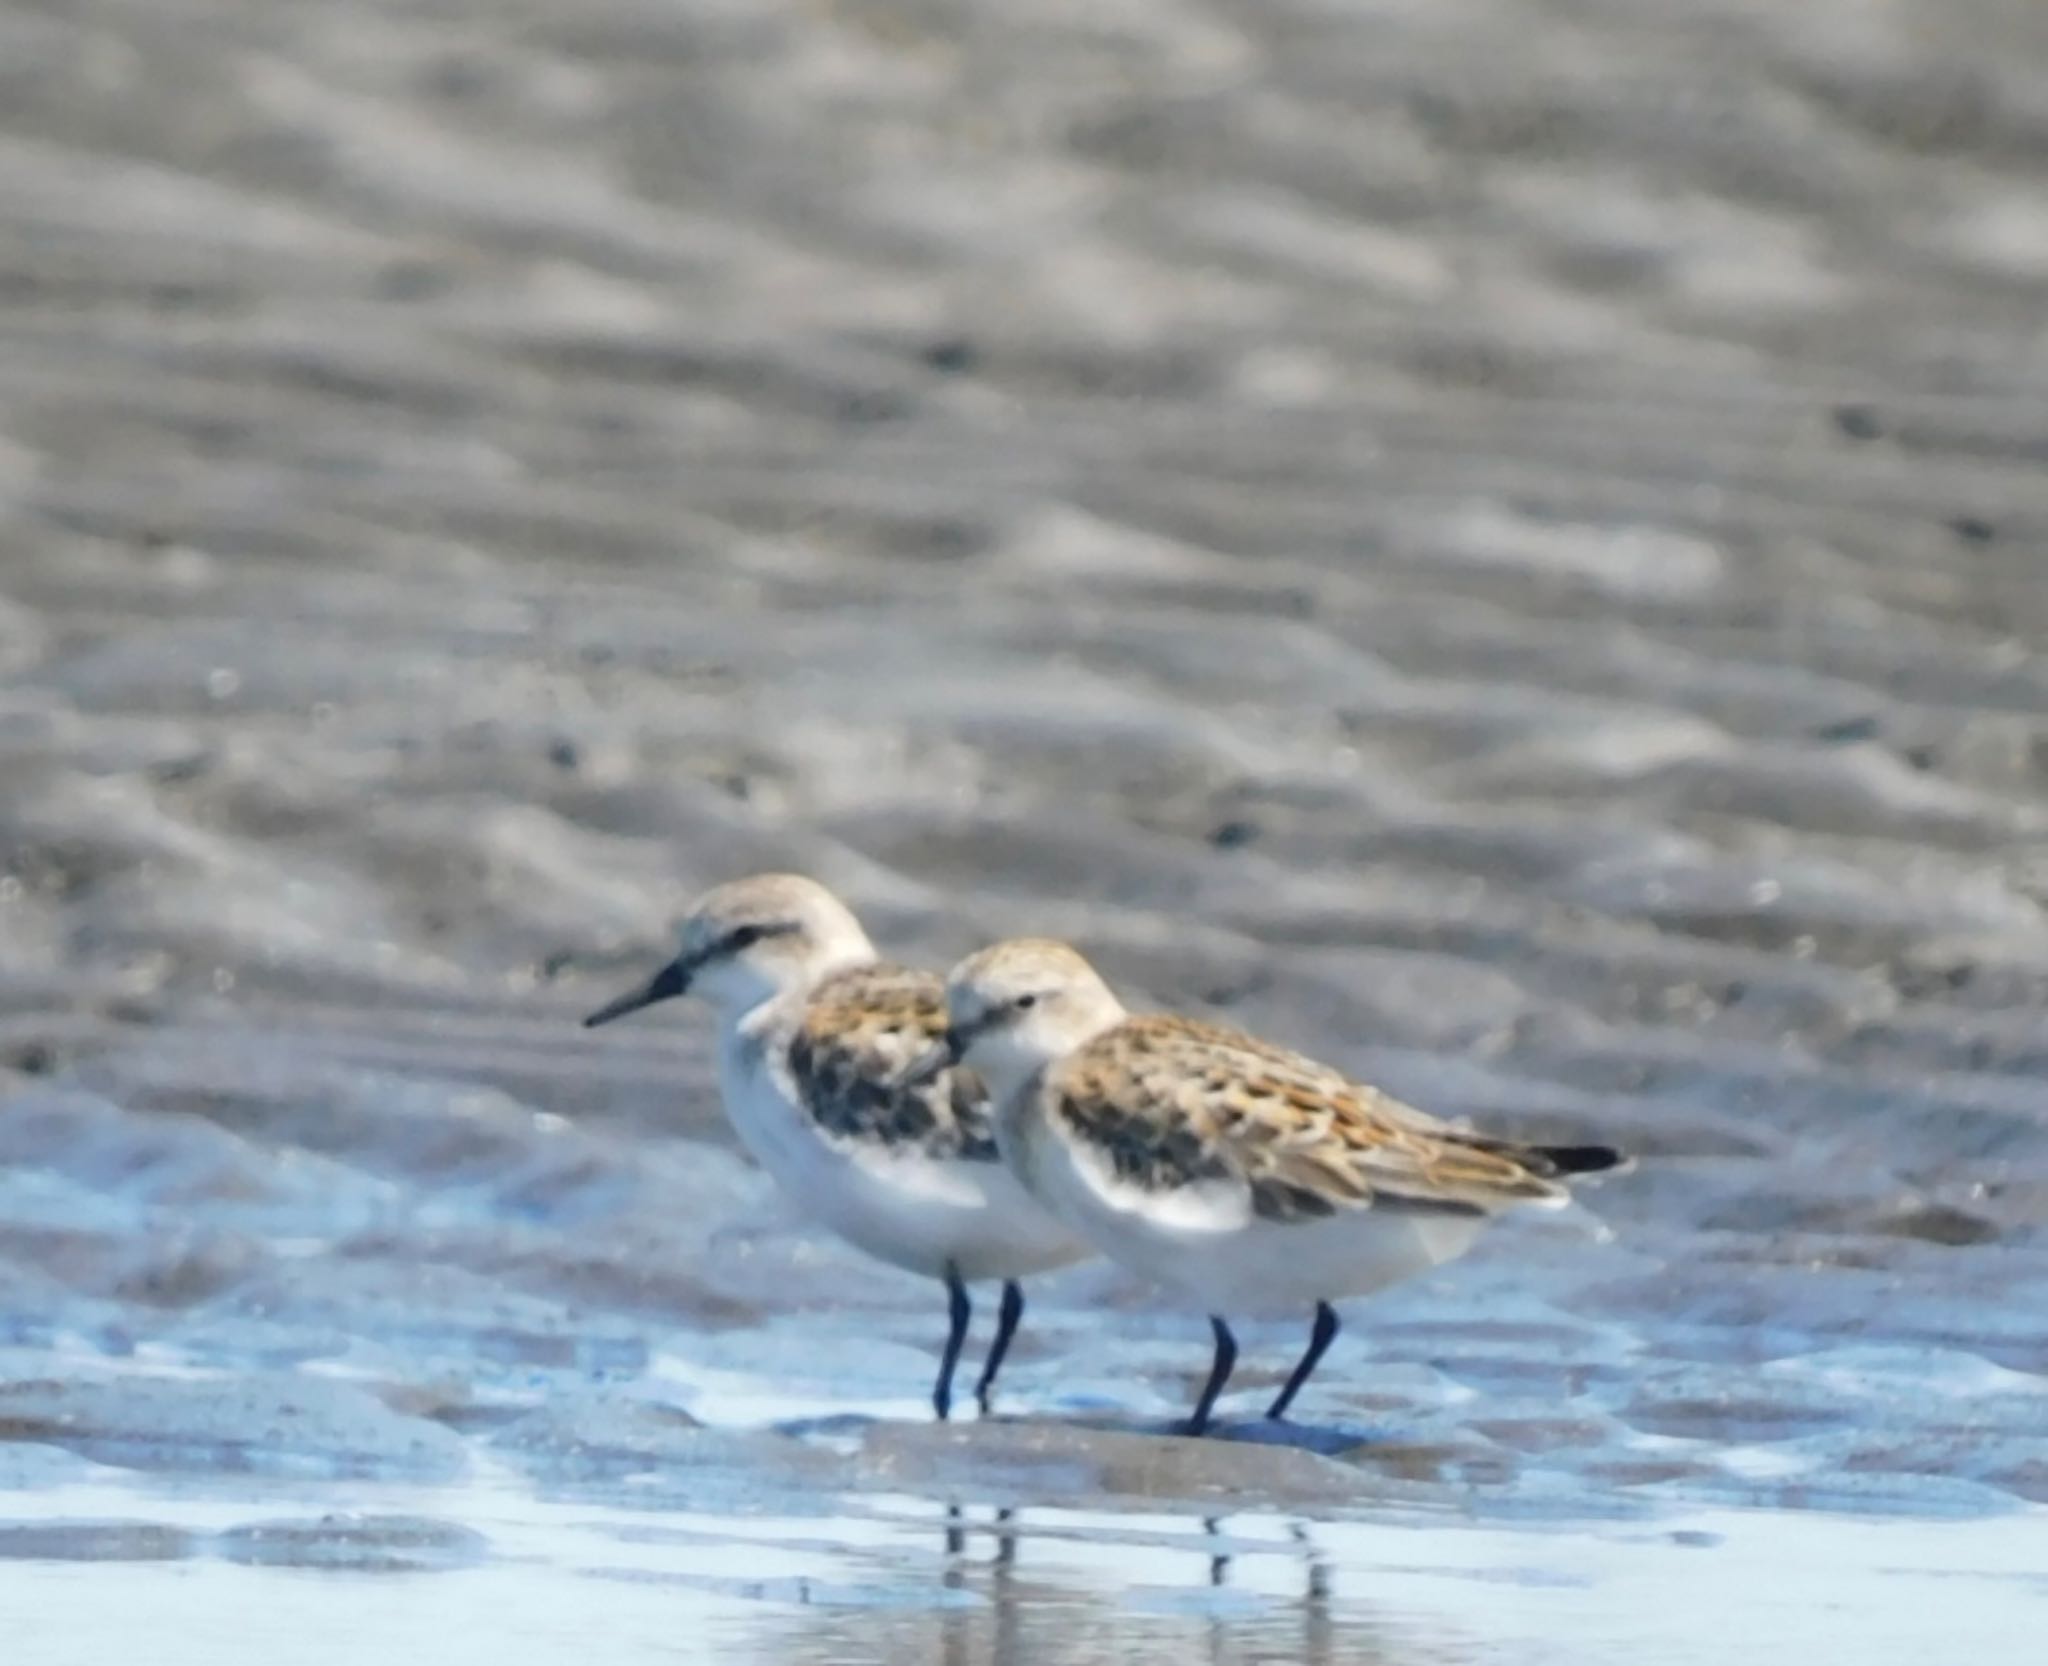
xmin=3 ymin=1 xmax=2047 ymax=1659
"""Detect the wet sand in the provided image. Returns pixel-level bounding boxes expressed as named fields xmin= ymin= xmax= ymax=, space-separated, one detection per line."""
xmin=4 ymin=0 xmax=2048 ymax=1658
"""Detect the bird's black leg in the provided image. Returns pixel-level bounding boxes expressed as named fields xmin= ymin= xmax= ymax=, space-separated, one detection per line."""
xmin=973 ymin=1278 xmax=1026 ymax=1415
xmin=1185 ymin=1316 xmax=1238 ymax=1436
xmin=934 ymin=1263 xmax=972 ymax=1420
xmin=1267 ymin=1300 xmax=1340 ymax=1422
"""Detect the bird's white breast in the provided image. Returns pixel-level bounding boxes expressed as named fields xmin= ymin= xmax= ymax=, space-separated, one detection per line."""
xmin=714 ymin=1013 xmax=1082 ymax=1283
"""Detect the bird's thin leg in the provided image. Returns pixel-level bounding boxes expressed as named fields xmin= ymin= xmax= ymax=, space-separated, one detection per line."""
xmin=1266 ymin=1300 xmax=1341 ymax=1422
xmin=1185 ymin=1316 xmax=1238 ymax=1436
xmin=934 ymin=1264 xmax=972 ymax=1421
xmin=973 ymin=1279 xmax=1026 ymax=1414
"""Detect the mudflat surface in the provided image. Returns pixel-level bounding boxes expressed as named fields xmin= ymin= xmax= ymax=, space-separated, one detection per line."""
xmin=3 ymin=1 xmax=2047 ymax=1660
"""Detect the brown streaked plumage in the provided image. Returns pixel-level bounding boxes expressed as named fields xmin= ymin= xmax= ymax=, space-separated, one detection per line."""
xmin=789 ymin=965 xmax=998 ymax=1164
xmin=935 ymin=936 xmax=1627 ymax=1436
xmin=1048 ymin=1013 xmax=1590 ymax=1223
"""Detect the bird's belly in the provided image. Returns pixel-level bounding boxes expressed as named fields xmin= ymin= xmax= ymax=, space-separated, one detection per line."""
xmin=1186 ymin=1208 xmax=1486 ymax=1316
xmin=718 ymin=1061 xmax=1083 ymax=1283
xmin=1018 ymin=1118 xmax=1485 ymax=1315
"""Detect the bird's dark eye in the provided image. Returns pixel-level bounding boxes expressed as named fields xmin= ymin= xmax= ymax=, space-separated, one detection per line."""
xmin=1015 ymin=993 xmax=1038 ymax=1011
xmin=727 ymin=925 xmax=765 ymax=952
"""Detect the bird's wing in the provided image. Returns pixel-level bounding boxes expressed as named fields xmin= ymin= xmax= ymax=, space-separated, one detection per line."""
xmin=787 ymin=963 xmax=998 ymax=1163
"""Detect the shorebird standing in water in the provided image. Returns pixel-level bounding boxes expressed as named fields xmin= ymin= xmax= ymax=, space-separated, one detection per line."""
xmin=911 ymin=938 xmax=1626 ymax=1435
xmin=584 ymin=876 xmax=1087 ymax=1419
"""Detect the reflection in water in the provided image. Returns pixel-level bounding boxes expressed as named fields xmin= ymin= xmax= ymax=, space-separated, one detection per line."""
xmin=5 ymin=1473 xmax=2041 ymax=1666
xmin=1296 ymin=1522 xmax=1336 ymax=1661
xmin=753 ymin=1498 xmax=1424 ymax=1666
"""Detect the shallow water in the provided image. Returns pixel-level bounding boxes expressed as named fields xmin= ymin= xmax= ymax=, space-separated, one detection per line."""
xmin=5 ymin=1474 xmax=2045 ymax=1666
xmin=6 ymin=0 xmax=2048 ymax=1658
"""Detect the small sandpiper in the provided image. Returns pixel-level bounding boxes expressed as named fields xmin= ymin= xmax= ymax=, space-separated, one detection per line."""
xmin=584 ymin=876 xmax=1088 ymax=1419
xmin=910 ymin=938 xmax=1625 ymax=1435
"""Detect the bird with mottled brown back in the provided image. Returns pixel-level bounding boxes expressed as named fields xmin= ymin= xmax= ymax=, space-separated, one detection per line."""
xmin=583 ymin=879 xmax=1088 ymax=1420
xmin=914 ymin=937 xmax=1625 ymax=1434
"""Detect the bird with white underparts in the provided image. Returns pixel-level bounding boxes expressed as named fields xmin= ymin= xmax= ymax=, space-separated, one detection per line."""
xmin=905 ymin=938 xmax=1626 ymax=1436
xmin=583 ymin=877 xmax=1089 ymax=1419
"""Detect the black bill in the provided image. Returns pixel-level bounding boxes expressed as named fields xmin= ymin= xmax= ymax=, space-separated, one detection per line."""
xmin=583 ymin=956 xmax=693 ymax=1028
xmin=897 ymin=1028 xmax=965 ymax=1088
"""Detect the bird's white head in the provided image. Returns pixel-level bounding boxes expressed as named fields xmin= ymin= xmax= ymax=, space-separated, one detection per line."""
xmin=583 ymin=873 xmax=874 ymax=1028
xmin=930 ymin=937 xmax=1128 ymax=1100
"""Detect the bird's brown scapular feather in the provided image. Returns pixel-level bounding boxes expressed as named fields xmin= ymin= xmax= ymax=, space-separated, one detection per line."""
xmin=787 ymin=964 xmax=999 ymax=1162
xmin=1045 ymin=1014 xmax=1623 ymax=1222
